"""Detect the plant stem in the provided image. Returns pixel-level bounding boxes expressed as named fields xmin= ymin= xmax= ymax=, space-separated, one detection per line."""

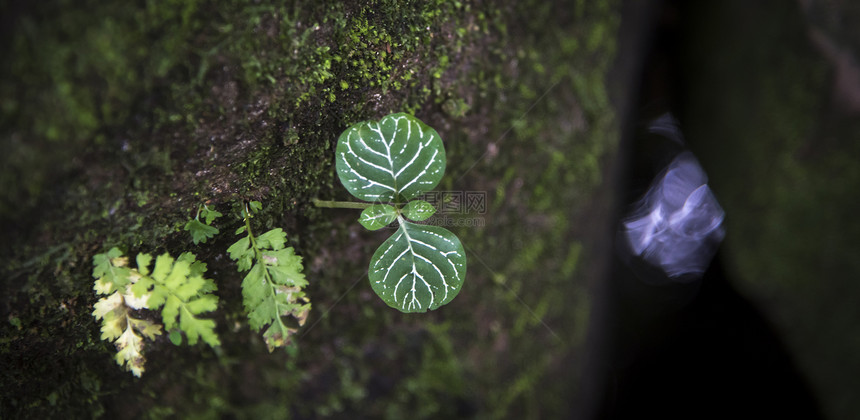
xmin=312 ymin=199 xmax=375 ymax=209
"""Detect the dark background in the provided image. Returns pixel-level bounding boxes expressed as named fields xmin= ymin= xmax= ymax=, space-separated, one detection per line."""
xmin=590 ymin=1 xmax=860 ymax=419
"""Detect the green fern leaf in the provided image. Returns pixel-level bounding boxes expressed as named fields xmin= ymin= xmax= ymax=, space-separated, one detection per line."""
xmin=136 ymin=253 xmax=153 ymax=276
xmin=92 ymin=247 xmax=131 ymax=293
xmin=91 ymin=248 xmax=220 ymax=377
xmin=184 ymin=219 xmax=219 ymax=244
xmin=179 ymin=307 xmax=220 ymax=346
xmin=230 ymin=217 xmax=310 ymax=352
xmin=201 ymin=206 xmax=223 ymax=225
xmin=114 ymin=324 xmax=146 ymax=377
xmin=227 ymin=236 xmax=254 ymax=271
xmin=256 ymin=228 xmax=287 ymax=250
xmin=184 ymin=204 xmax=222 ymax=244
xmin=139 ymin=252 xmax=221 ymax=348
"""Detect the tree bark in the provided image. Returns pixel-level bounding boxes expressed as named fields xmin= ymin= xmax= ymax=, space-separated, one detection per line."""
xmin=0 ymin=1 xmax=621 ymax=417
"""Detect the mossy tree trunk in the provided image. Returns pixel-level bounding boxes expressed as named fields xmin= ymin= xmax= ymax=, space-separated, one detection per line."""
xmin=1 ymin=0 xmax=620 ymax=418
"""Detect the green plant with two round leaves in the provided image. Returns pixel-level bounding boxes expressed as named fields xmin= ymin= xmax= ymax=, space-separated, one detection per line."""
xmin=317 ymin=112 xmax=467 ymax=313
xmin=92 ymin=248 xmax=220 ymax=376
xmin=227 ymin=201 xmax=310 ymax=351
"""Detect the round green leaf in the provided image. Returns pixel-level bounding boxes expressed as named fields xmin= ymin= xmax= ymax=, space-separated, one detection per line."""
xmin=168 ymin=330 xmax=183 ymax=346
xmin=402 ymin=199 xmax=436 ymax=222
xmin=336 ymin=113 xmax=446 ymax=202
xmin=369 ymin=219 xmax=466 ymax=313
xmin=358 ymin=204 xmax=398 ymax=230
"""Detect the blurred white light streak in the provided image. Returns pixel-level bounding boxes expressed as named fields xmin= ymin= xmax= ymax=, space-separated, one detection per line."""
xmin=623 ymin=120 xmax=725 ymax=279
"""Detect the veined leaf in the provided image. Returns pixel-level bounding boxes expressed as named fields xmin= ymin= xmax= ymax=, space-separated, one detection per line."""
xmin=369 ymin=218 xmax=466 ymax=313
xmin=336 ymin=113 xmax=446 ymax=202
xmin=358 ymin=204 xmax=397 ymax=230
xmin=331 ymin=112 xmax=468 ymax=312
xmin=402 ymin=199 xmax=436 ymax=222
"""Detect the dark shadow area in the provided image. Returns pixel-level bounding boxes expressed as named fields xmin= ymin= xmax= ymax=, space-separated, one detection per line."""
xmin=593 ymin=1 xmax=824 ymax=418
xmin=598 ymin=253 xmax=822 ymax=419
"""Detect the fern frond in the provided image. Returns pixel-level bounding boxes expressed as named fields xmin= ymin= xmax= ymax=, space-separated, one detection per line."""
xmin=91 ymin=248 xmax=219 ymax=376
xmin=229 ymin=204 xmax=310 ymax=352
